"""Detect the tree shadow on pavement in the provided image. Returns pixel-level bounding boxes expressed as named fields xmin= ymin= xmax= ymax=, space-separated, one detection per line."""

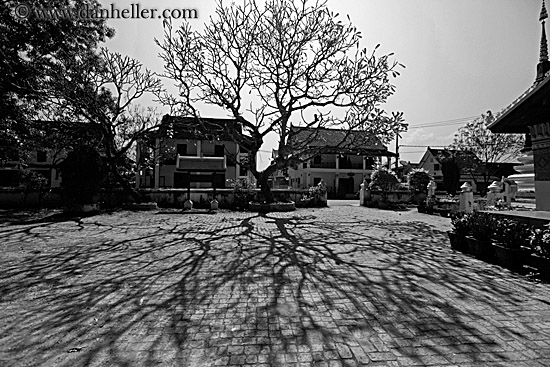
xmin=0 ymin=208 xmax=549 ymax=366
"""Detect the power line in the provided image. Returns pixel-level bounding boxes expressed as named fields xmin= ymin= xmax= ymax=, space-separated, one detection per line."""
xmin=407 ymin=115 xmax=479 ymax=129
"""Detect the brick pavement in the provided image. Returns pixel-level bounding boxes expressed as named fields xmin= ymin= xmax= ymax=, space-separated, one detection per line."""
xmin=0 ymin=206 xmax=549 ymax=366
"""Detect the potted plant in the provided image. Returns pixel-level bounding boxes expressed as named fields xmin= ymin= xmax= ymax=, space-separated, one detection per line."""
xmin=448 ymin=212 xmax=471 ymax=252
xmin=528 ymin=225 xmax=550 ymax=281
xmin=465 ymin=211 xmax=495 ymax=261
xmin=60 ymin=146 xmax=102 ymax=214
xmin=492 ymin=219 xmax=531 ymax=271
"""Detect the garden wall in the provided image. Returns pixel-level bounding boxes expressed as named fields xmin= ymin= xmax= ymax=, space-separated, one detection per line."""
xmin=0 ymin=188 xmax=63 ymax=208
xmin=139 ymin=188 xmax=319 ymax=209
xmin=0 ymin=187 xmax=322 ymax=210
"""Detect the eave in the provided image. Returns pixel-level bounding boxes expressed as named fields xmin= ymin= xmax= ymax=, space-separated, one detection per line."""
xmin=489 ymin=74 xmax=550 ymax=134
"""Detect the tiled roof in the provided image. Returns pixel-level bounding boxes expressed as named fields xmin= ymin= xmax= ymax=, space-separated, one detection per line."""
xmin=489 ymin=70 xmax=550 ymax=132
xmin=289 ymin=126 xmax=386 ymax=153
xmin=157 ymin=115 xmax=242 ymax=142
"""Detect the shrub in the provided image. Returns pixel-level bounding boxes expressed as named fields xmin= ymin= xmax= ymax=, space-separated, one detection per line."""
xmin=226 ymin=178 xmax=255 ymax=209
xmin=530 ymin=224 xmax=550 ymax=257
xmin=369 ymin=167 xmax=399 ymax=192
xmin=450 ymin=212 xmax=472 ymax=237
xmin=408 ymin=168 xmax=432 ymax=194
xmin=60 ymin=146 xmax=102 ymax=205
xmin=469 ymin=211 xmax=496 ymax=242
xmin=493 ymin=218 xmax=532 ymax=249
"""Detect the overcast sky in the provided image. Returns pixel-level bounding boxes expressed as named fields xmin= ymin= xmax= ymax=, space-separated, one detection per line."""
xmin=100 ymin=0 xmax=542 ymax=167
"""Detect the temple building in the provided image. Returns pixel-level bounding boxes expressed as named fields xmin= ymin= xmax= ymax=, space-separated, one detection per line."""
xmin=488 ymin=0 xmax=550 ymax=210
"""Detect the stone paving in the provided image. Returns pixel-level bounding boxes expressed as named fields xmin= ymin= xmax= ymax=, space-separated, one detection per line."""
xmin=1 ymin=205 xmax=550 ymax=367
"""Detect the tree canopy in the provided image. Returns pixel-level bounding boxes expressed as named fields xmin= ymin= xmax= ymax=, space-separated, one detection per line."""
xmin=449 ymin=111 xmax=524 ymax=193
xmin=157 ymin=0 xmax=405 ymax=201
xmin=0 ymin=0 xmax=114 ymax=162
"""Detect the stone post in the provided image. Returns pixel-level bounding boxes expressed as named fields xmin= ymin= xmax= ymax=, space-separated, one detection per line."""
xmin=486 ymin=181 xmax=501 ymax=207
xmin=359 ymin=181 xmax=366 ymax=206
xmin=459 ymin=182 xmax=473 ymax=213
xmin=501 ymin=176 xmax=512 ymax=208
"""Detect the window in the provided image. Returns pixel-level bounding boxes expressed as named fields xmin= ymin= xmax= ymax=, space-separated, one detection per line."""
xmin=214 ymin=145 xmax=224 ymax=157
xmin=177 ymin=144 xmax=187 ymax=156
xmin=313 ymin=177 xmax=321 ymax=185
xmin=313 ymin=155 xmax=322 ymax=165
xmin=36 ymin=150 xmax=47 ymax=162
xmin=433 ymin=163 xmax=440 ymax=171
xmin=303 ymin=162 xmax=307 ymax=169
xmin=240 ymin=165 xmax=248 ymax=177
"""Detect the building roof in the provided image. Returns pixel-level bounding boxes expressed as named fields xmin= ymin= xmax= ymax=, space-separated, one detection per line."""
xmin=488 ymin=74 xmax=550 ymax=133
xmin=288 ymin=126 xmax=395 ymax=156
xmin=489 ymin=1 xmax=550 ymax=134
xmin=156 ymin=115 xmax=243 ymax=143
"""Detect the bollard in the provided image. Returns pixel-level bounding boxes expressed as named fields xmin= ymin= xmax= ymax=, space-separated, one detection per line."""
xmin=501 ymin=176 xmax=512 ymax=208
xmin=427 ymin=180 xmax=436 ymax=199
xmin=486 ymin=181 xmax=501 ymax=207
xmin=183 ymin=199 xmax=193 ymax=210
xmin=459 ymin=182 xmax=473 ymax=213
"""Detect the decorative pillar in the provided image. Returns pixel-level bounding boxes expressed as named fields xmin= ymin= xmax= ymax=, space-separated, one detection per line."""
xmin=459 ymin=182 xmax=473 ymax=213
xmin=528 ymin=121 xmax=550 ymax=210
xmin=486 ymin=181 xmax=501 ymax=207
xmin=154 ymin=138 xmax=160 ymax=189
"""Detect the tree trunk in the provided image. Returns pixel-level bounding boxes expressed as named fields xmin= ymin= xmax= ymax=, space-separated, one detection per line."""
xmin=107 ymin=161 xmax=143 ymax=203
xmin=258 ymin=174 xmax=275 ymax=204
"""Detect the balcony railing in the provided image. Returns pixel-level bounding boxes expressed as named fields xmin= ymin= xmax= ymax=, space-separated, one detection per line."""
xmin=310 ymin=162 xmax=336 ymax=168
xmin=309 ymin=162 xmax=364 ymax=169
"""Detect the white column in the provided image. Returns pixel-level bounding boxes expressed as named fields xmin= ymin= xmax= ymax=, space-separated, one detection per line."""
xmin=135 ymin=141 xmax=141 ymax=189
xmin=154 ymin=138 xmax=160 ymax=189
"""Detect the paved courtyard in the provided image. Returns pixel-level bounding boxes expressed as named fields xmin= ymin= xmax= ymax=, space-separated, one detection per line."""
xmin=1 ymin=204 xmax=550 ymax=366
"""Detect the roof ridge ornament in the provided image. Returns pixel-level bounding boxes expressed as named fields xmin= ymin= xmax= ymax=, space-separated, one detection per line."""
xmin=541 ymin=0 xmax=548 ymax=21
xmin=537 ymin=0 xmax=550 ymax=82
xmin=541 ymin=1 xmax=549 ymax=62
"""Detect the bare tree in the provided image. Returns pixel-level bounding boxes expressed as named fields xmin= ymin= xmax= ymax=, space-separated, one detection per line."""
xmin=46 ymin=48 xmax=162 ymax=196
xmin=156 ymin=0 xmax=404 ymax=202
xmin=449 ymin=111 xmax=524 ymax=194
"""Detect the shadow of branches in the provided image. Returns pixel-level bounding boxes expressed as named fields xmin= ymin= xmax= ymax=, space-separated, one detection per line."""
xmin=1 ymin=208 xmax=549 ymax=366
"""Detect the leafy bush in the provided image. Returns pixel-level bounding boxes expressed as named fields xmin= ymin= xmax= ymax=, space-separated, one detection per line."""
xmin=450 ymin=212 xmax=472 ymax=237
xmin=530 ymin=225 xmax=550 ymax=257
xmin=60 ymin=146 xmax=102 ymax=205
xmin=18 ymin=169 xmax=50 ymax=206
xmin=493 ymin=218 xmax=532 ymax=249
xmin=408 ymin=168 xmax=432 ymax=194
xmin=369 ymin=167 xmax=399 ymax=192
xmin=226 ymin=178 xmax=256 ymax=209
xmin=469 ymin=211 xmax=496 ymax=242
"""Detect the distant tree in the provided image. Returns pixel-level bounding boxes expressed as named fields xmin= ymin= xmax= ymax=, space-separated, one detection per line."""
xmin=449 ymin=111 xmax=524 ymax=194
xmin=157 ymin=0 xmax=405 ymax=203
xmin=46 ymin=49 xmax=162 ymax=196
xmin=438 ymin=152 xmax=462 ymax=196
xmin=407 ymin=168 xmax=432 ymax=204
xmin=0 ymin=0 xmax=114 ymax=163
xmin=60 ymin=146 xmax=102 ymax=209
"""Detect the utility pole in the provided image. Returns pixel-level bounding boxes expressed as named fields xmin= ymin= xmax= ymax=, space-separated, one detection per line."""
xmin=395 ymin=133 xmax=399 ymax=171
xmin=395 ymin=123 xmax=408 ymax=172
